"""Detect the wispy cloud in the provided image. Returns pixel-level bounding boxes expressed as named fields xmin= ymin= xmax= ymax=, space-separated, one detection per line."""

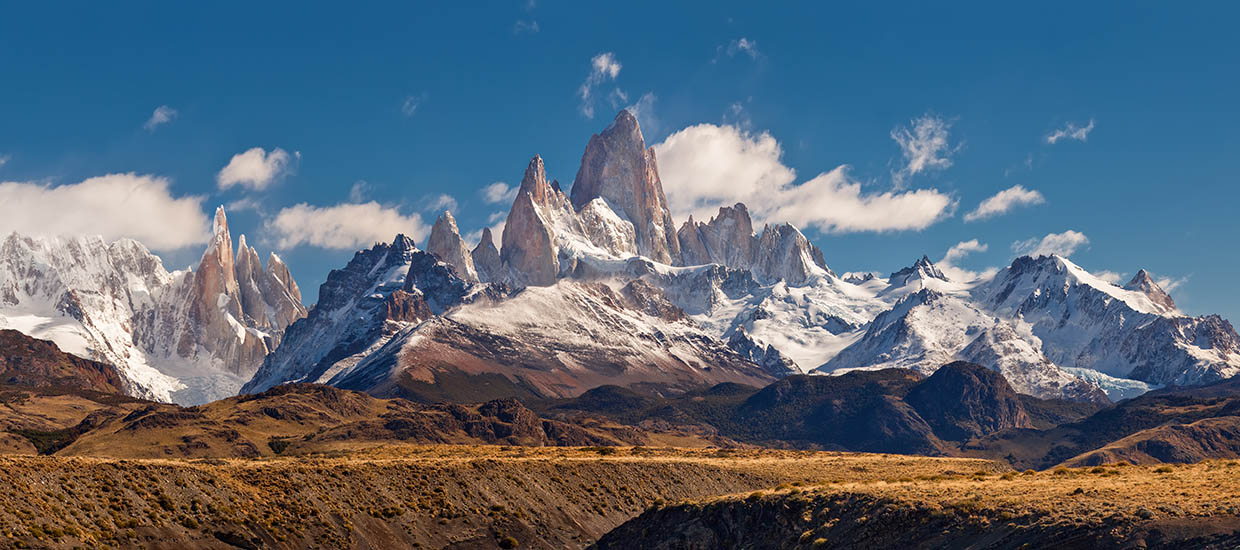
xmin=578 ymin=52 xmax=622 ymax=119
xmin=1095 ymin=270 xmax=1126 ymax=285
xmin=1046 ymin=118 xmax=1095 ymax=144
xmin=964 ymin=184 xmax=1046 ymax=222
xmin=217 ymin=147 xmax=296 ymax=191
xmin=268 ymin=202 xmax=428 ymax=249
xmin=625 ymin=92 xmax=658 ymax=135
xmin=714 ymin=37 xmax=762 ymax=63
xmin=1156 ymin=274 xmax=1190 ymax=293
xmin=143 ymin=105 xmax=178 ymax=133
xmin=1012 ymin=230 xmax=1090 ymax=258
xmin=891 ymin=114 xmax=959 ymax=187
xmin=0 ymin=155 xmax=9 ymax=169
xmin=513 ymin=19 xmax=539 ymax=34
xmin=348 ymin=180 xmax=371 ymax=202
xmin=655 ymin=123 xmax=956 ymax=233
xmin=401 ymin=94 xmax=426 ymax=117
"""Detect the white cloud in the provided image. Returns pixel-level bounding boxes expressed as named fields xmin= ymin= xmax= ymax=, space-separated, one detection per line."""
xmin=625 ymin=92 xmax=658 ymax=135
xmin=654 ymin=123 xmax=956 ymax=233
xmin=225 ymin=196 xmax=264 ymax=213
xmin=937 ymin=239 xmax=996 ymax=282
xmin=578 ymin=52 xmax=622 ymax=119
xmin=268 ymin=202 xmax=428 ymax=250
xmin=143 ymin=105 xmax=178 ymax=133
xmin=424 ymin=193 xmax=458 ymax=214
xmin=513 ymin=19 xmax=539 ymax=34
xmin=1046 ymin=118 xmax=1095 ymax=144
xmin=1156 ymin=274 xmax=1189 ymax=293
xmin=1095 ymin=270 xmax=1126 ymax=285
xmin=1012 ymin=230 xmax=1089 ymax=258
xmin=0 ymin=155 xmax=8 ymax=169
xmin=348 ymin=180 xmax=370 ymax=202
xmin=401 ymin=94 xmax=424 ymax=117
xmin=217 ymin=147 xmax=294 ymax=191
xmin=891 ymin=114 xmax=958 ymax=186
xmin=481 ymin=182 xmax=518 ymax=204
xmin=0 ymin=173 xmax=210 ymax=250
xmin=964 ymin=184 xmax=1046 ymax=222
xmin=464 ymin=213 xmax=507 ymax=249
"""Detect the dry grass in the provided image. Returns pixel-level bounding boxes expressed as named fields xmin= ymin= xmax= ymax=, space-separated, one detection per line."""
xmin=0 ymin=446 xmax=999 ymax=549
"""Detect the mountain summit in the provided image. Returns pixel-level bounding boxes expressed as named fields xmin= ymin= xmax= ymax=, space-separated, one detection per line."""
xmin=570 ymin=110 xmax=681 ymax=264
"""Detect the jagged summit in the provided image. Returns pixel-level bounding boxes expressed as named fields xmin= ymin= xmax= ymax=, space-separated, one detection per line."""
xmin=570 ymin=110 xmax=680 ymax=264
xmin=0 ymin=208 xmax=305 ymax=404
xmin=426 ymin=211 xmax=478 ymax=282
xmin=889 ymin=255 xmax=948 ymax=285
xmin=470 ymin=227 xmax=502 ymax=283
xmin=1124 ymin=269 xmax=1176 ymax=312
xmin=677 ymin=202 xmax=832 ymax=284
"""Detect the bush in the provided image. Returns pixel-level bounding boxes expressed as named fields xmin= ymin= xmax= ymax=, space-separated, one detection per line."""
xmin=498 ymin=535 xmax=519 ymax=548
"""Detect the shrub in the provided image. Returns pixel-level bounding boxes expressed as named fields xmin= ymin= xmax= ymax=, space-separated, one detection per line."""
xmin=498 ymin=535 xmax=519 ymax=548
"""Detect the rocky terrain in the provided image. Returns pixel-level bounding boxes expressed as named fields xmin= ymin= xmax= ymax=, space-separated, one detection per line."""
xmin=0 ymin=329 xmax=124 ymax=394
xmin=0 ymin=448 xmax=998 ymax=549
xmin=595 ymin=461 xmax=1240 ymax=549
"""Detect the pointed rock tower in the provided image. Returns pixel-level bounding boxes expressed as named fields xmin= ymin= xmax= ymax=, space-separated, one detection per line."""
xmin=501 ymin=155 xmax=576 ymax=286
xmin=426 ymin=211 xmax=478 ymax=282
xmin=471 ymin=228 xmax=502 ymax=283
xmin=570 ymin=110 xmax=681 ymax=264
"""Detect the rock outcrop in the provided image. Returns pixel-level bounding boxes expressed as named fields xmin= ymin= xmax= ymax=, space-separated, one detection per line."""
xmin=0 ymin=329 xmax=126 ymax=394
xmin=676 ymin=203 xmax=832 ymax=285
xmin=569 ymin=110 xmax=681 ymax=264
xmin=470 ymin=228 xmax=502 ymax=283
xmin=426 ymin=211 xmax=478 ymax=282
xmin=501 ymin=156 xmax=574 ymax=286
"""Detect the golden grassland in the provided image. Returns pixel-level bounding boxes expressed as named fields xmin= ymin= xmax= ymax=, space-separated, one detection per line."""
xmin=0 ymin=446 xmax=1003 ymax=550
xmin=597 ymin=460 xmax=1240 ymax=549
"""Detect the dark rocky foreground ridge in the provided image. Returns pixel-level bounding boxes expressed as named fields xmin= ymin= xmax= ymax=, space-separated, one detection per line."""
xmin=593 ymin=462 xmax=1240 ymax=550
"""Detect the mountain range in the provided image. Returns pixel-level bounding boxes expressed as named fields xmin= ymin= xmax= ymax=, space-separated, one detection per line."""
xmin=3 ymin=109 xmax=1240 ymax=414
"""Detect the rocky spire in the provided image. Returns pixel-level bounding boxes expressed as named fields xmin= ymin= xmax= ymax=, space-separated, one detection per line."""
xmin=675 ymin=202 xmax=832 ymax=284
xmin=471 ymin=228 xmax=502 ymax=283
xmin=889 ymin=255 xmax=948 ymax=286
xmin=426 ymin=211 xmax=478 ymax=282
xmin=501 ymin=155 xmax=567 ymax=286
xmin=569 ymin=110 xmax=681 ymax=264
xmin=1124 ymin=269 xmax=1176 ymax=312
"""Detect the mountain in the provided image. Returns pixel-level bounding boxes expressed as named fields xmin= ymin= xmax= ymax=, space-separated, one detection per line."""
xmin=967 ymin=376 xmax=1240 ymax=469
xmin=0 ymin=329 xmax=125 ymax=394
xmin=547 ymin=362 xmax=1079 ymax=455
xmin=242 ymin=235 xmax=432 ymax=394
xmin=6 ymin=383 xmax=643 ymax=459
xmin=817 ymin=254 xmax=1240 ymax=402
xmin=0 ymin=208 xmax=305 ymax=404
xmin=243 ymin=111 xmax=1240 ymax=407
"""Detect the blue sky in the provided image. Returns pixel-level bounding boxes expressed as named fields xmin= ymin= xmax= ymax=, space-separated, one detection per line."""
xmin=1 ymin=2 xmax=1237 ymax=320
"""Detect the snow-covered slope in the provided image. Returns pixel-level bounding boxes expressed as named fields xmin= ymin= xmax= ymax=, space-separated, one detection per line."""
xmin=242 ymin=235 xmax=430 ymax=393
xmin=327 ymin=278 xmax=775 ymax=401
xmin=0 ymin=208 xmax=305 ymax=404
xmin=975 ymin=255 xmax=1240 ymax=386
xmin=815 ymin=254 xmax=1240 ymax=401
